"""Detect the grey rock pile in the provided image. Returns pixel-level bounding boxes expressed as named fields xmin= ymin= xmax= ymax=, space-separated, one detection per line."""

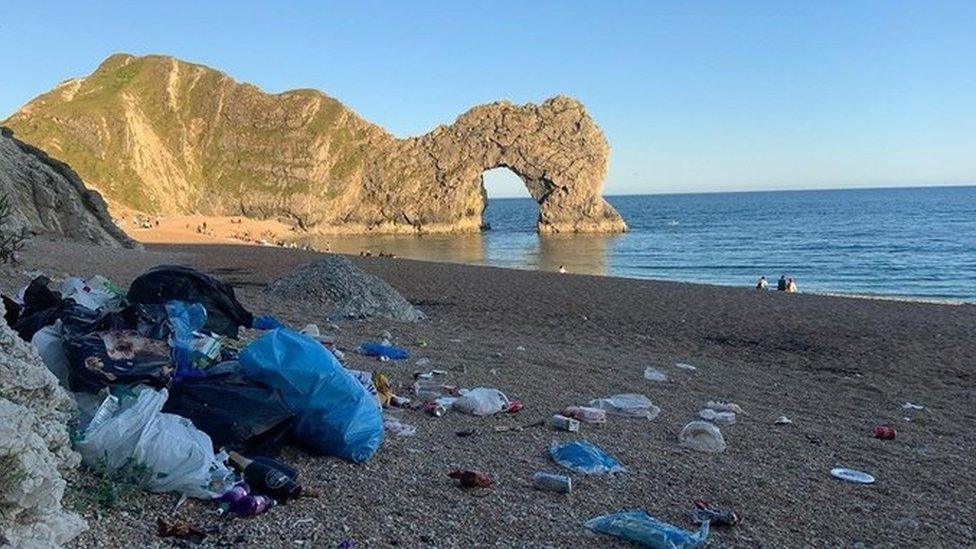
xmin=266 ymin=256 xmax=425 ymax=322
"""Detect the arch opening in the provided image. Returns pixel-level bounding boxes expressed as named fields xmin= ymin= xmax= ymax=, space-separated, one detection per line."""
xmin=480 ymin=166 xmax=542 ymax=232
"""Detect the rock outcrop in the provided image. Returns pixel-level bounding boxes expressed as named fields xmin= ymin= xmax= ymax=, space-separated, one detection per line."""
xmin=0 ymin=300 xmax=87 ymax=547
xmin=4 ymin=54 xmax=626 ymax=235
xmin=0 ymin=127 xmax=138 ymax=249
xmin=266 ymin=256 xmax=425 ymax=322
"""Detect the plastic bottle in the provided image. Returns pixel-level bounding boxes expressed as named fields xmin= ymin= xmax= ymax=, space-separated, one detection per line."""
xmin=228 ymin=451 xmax=302 ymax=502
xmin=233 ymin=494 xmax=276 ymax=517
xmin=216 ymin=483 xmax=250 ymax=516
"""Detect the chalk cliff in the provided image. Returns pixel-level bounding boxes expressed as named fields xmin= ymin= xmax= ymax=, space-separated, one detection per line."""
xmin=4 ymin=54 xmax=626 ymax=234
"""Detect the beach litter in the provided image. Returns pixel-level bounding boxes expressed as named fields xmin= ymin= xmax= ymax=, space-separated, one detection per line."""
xmin=156 ymin=518 xmax=209 ymax=543
xmin=563 ymin=405 xmax=607 ymax=424
xmin=240 ymin=328 xmax=384 ymax=462
xmin=448 ymin=469 xmax=492 ymax=489
xmin=532 ymin=472 xmax=572 ymax=494
xmin=550 ymin=414 xmax=581 ymax=432
xmin=357 ymin=341 xmax=409 ymax=360
xmin=453 ymin=387 xmax=510 ymax=416
xmin=830 ymin=468 xmax=876 ymax=484
xmin=698 ymin=408 xmax=736 ymax=425
xmin=705 ymin=401 xmax=746 ymax=415
xmin=383 ymin=414 xmax=417 ymax=437
xmin=691 ymin=498 xmax=740 ymax=527
xmin=902 ymin=402 xmax=925 ymax=411
xmin=589 ymin=394 xmax=661 ymax=420
xmin=585 ymin=510 xmax=709 ymax=548
xmin=774 ymin=416 xmax=793 ymax=425
xmin=643 ymin=366 xmax=668 ymax=382
xmin=675 ymin=362 xmax=697 ymax=371
xmin=679 ymin=421 xmax=727 ymax=453
xmin=549 ymin=440 xmax=626 ymax=474
xmin=874 ymin=424 xmax=897 ymax=440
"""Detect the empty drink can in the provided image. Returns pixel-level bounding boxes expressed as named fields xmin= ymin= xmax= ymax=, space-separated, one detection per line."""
xmin=551 ymin=414 xmax=580 ymax=432
xmin=532 ymin=472 xmax=572 ymax=494
xmin=563 ymin=406 xmax=607 ymax=424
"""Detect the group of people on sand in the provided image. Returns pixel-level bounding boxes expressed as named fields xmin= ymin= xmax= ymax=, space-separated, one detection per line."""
xmin=756 ymin=275 xmax=798 ymax=293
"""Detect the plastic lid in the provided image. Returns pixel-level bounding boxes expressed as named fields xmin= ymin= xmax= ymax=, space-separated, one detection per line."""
xmin=830 ymin=467 xmax=875 ymax=484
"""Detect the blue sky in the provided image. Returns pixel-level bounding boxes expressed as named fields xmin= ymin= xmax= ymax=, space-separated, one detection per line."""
xmin=1 ymin=1 xmax=974 ymax=197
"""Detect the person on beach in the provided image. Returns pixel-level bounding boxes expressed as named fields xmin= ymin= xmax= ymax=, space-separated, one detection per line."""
xmin=756 ymin=276 xmax=768 ymax=290
xmin=786 ymin=277 xmax=798 ymax=293
xmin=777 ymin=275 xmax=788 ymax=291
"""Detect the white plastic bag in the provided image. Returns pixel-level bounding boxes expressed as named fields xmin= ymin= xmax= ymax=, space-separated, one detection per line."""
xmin=31 ymin=320 xmax=70 ymax=387
xmin=75 ymin=388 xmax=232 ymax=498
xmin=452 ymin=388 xmax=509 ymax=416
xmin=589 ymin=394 xmax=661 ymax=420
xmin=60 ymin=275 xmax=121 ymax=311
xmin=133 ymin=412 xmax=233 ymax=498
xmin=76 ymin=388 xmax=163 ymax=470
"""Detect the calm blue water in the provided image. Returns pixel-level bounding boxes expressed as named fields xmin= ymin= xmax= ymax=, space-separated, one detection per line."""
xmin=304 ymin=186 xmax=976 ymax=302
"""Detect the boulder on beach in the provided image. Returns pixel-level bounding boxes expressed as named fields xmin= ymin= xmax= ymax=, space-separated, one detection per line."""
xmin=265 ymin=256 xmax=425 ymax=322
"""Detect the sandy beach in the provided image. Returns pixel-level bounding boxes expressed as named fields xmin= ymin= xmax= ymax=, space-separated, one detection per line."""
xmin=2 ymin=235 xmax=972 ymax=548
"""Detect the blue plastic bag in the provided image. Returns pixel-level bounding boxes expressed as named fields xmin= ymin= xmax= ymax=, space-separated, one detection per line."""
xmin=239 ymin=328 xmax=383 ymax=462
xmin=357 ymin=342 xmax=409 ymax=360
xmin=166 ymin=301 xmax=210 ymax=381
xmin=252 ymin=315 xmax=284 ymax=330
xmin=585 ymin=511 xmax=709 ymax=549
xmin=549 ymin=440 xmax=626 ymax=474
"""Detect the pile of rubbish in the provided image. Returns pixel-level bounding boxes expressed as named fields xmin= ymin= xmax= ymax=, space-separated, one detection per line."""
xmin=4 ymin=264 xmax=386 ymax=522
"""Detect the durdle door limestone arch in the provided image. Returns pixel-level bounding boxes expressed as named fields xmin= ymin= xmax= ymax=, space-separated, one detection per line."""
xmin=4 ymin=54 xmax=627 ymax=235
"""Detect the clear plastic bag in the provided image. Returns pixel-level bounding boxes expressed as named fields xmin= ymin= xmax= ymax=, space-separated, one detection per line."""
xmin=589 ymin=394 xmax=661 ymax=420
xmin=452 ymin=388 xmax=510 ymax=416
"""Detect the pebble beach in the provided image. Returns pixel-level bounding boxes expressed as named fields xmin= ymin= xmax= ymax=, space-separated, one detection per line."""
xmin=3 ymin=236 xmax=974 ymax=548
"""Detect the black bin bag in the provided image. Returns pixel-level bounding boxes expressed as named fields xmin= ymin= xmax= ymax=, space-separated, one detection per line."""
xmin=127 ymin=265 xmax=254 ymax=338
xmin=65 ymin=330 xmax=174 ymax=392
xmin=163 ymin=371 xmax=295 ymax=456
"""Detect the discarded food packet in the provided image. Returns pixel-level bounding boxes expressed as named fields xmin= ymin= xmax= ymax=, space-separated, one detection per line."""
xmin=585 ymin=510 xmax=709 ymax=549
xmin=549 ymin=440 xmax=626 ymax=475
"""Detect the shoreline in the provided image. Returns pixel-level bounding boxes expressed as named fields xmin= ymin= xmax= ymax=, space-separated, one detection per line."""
xmin=122 ymin=216 xmax=973 ymax=307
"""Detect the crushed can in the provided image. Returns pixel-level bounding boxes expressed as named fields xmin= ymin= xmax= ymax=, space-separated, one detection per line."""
xmin=550 ymin=414 xmax=580 ymax=432
xmin=424 ymin=401 xmax=447 ymax=417
xmin=532 ymin=472 xmax=572 ymax=494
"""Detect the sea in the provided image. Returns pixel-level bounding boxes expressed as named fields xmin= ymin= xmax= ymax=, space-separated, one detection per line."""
xmin=301 ymin=186 xmax=976 ymax=303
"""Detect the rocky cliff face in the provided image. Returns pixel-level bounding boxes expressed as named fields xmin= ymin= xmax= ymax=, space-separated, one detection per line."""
xmin=0 ymin=300 xmax=87 ymax=547
xmin=0 ymin=127 xmax=138 ymax=248
xmin=4 ymin=54 xmax=626 ymax=234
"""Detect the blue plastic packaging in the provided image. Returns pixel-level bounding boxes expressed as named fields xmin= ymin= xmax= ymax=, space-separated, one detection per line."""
xmin=357 ymin=342 xmax=409 ymax=360
xmin=239 ymin=328 xmax=383 ymax=462
xmin=549 ymin=440 xmax=626 ymax=474
xmin=585 ymin=511 xmax=709 ymax=549
xmin=166 ymin=301 xmax=209 ymax=381
xmin=252 ymin=315 xmax=284 ymax=330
